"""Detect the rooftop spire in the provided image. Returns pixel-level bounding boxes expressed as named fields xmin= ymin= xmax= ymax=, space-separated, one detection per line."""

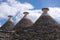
xmin=1 ymin=15 xmax=15 ymax=31
xmin=8 ymin=15 xmax=12 ymax=21
xmin=42 ymin=8 xmax=49 ymax=15
xmin=23 ymin=12 xmax=29 ymax=18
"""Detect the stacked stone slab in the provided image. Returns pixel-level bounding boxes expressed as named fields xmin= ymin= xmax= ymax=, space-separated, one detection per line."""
xmin=0 ymin=30 xmax=15 ymax=40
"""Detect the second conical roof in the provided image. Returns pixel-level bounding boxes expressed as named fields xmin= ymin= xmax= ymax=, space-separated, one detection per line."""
xmin=14 ymin=12 xmax=33 ymax=34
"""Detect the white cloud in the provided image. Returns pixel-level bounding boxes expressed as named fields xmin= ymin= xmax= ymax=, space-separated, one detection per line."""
xmin=0 ymin=0 xmax=60 ymax=24
xmin=0 ymin=25 xmax=1 ymax=27
xmin=15 ymin=10 xmax=41 ymax=23
xmin=0 ymin=0 xmax=34 ymax=19
xmin=0 ymin=3 xmax=17 ymax=18
xmin=0 ymin=23 xmax=2 ymax=27
xmin=7 ymin=0 xmax=34 ymax=10
xmin=0 ymin=0 xmax=41 ymax=23
xmin=27 ymin=10 xmax=41 ymax=22
xmin=0 ymin=0 xmax=2 ymax=2
xmin=49 ymin=7 xmax=60 ymax=18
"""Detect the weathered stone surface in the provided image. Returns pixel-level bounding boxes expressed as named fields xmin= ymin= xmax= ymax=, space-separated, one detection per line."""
xmin=14 ymin=8 xmax=60 ymax=40
xmin=0 ymin=8 xmax=60 ymax=40
xmin=0 ymin=30 xmax=15 ymax=40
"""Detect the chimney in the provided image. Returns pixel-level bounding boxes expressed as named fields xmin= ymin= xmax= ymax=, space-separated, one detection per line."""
xmin=42 ymin=8 xmax=49 ymax=15
xmin=23 ymin=12 xmax=29 ymax=18
xmin=8 ymin=15 xmax=12 ymax=21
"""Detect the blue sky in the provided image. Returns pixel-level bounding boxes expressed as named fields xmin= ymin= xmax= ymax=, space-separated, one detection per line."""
xmin=18 ymin=0 xmax=60 ymax=9
xmin=1 ymin=0 xmax=60 ymax=9
xmin=0 ymin=0 xmax=60 ymax=27
xmin=21 ymin=0 xmax=60 ymax=9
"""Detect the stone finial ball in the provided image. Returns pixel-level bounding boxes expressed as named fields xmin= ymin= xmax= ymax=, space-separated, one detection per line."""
xmin=42 ymin=8 xmax=49 ymax=11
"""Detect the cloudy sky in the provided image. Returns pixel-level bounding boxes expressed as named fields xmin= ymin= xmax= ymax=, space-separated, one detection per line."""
xmin=0 ymin=0 xmax=60 ymax=27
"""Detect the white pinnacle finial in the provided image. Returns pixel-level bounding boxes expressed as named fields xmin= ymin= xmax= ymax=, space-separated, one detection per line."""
xmin=8 ymin=15 xmax=12 ymax=21
xmin=42 ymin=8 xmax=49 ymax=13
xmin=23 ymin=12 xmax=29 ymax=18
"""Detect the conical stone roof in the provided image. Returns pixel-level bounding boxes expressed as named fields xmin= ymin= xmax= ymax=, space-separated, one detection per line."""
xmin=17 ymin=8 xmax=60 ymax=40
xmin=1 ymin=15 xmax=15 ymax=31
xmin=14 ymin=12 xmax=33 ymax=34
